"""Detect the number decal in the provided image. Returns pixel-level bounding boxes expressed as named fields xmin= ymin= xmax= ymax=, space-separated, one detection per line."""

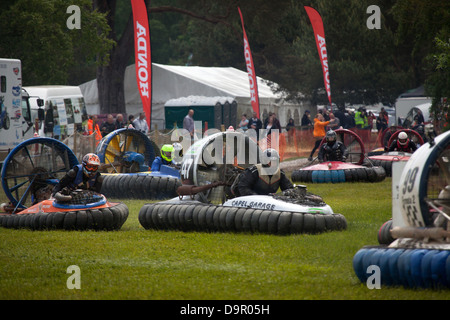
xmin=181 ymin=158 xmax=193 ymax=180
xmin=402 ymin=167 xmax=419 ymax=195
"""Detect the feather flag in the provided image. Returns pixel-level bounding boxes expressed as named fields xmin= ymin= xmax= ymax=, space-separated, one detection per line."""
xmin=304 ymin=6 xmax=332 ymax=106
xmin=131 ymin=0 xmax=152 ymax=128
xmin=238 ymin=7 xmax=260 ymax=116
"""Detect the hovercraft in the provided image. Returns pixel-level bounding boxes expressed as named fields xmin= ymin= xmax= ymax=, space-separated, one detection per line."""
xmin=353 ymin=130 xmax=450 ymax=288
xmin=96 ymin=128 xmax=181 ymax=199
xmin=139 ymin=131 xmax=347 ymax=235
xmin=291 ymin=129 xmax=386 ymax=183
xmin=365 ymin=129 xmax=424 ymax=177
xmin=0 ymin=137 xmax=129 ymax=230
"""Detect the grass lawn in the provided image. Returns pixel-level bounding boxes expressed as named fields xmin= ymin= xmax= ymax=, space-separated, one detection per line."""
xmin=1 ymin=177 xmax=449 ymax=300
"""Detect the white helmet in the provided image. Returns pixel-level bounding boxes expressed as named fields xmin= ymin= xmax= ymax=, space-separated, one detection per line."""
xmin=262 ymin=148 xmax=279 ymax=165
xmin=398 ymin=131 xmax=409 ymax=145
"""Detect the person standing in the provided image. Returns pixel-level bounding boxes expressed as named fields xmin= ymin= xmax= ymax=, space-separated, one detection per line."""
xmin=308 ymin=113 xmax=330 ymax=161
xmin=183 ymin=109 xmax=195 ymax=139
xmin=87 ymin=114 xmax=102 ymax=144
xmin=238 ymin=114 xmax=249 ymax=131
xmin=355 ymin=107 xmax=368 ymax=129
xmin=248 ymin=111 xmax=262 ymax=140
xmin=115 ymin=113 xmax=126 ymax=129
xmin=133 ymin=112 xmax=149 ymax=134
xmin=128 ymin=115 xmax=135 ymax=128
xmin=100 ymin=114 xmax=116 ymax=137
xmin=301 ymin=110 xmax=313 ymax=128
xmin=327 ymin=113 xmax=341 ymax=131
xmin=376 ymin=108 xmax=389 ymax=132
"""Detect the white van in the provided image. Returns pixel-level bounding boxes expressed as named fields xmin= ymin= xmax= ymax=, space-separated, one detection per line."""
xmin=24 ymin=85 xmax=87 ymax=137
xmin=0 ymin=58 xmax=34 ymax=162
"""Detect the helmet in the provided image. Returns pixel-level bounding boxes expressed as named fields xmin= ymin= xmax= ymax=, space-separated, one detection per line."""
xmin=161 ymin=144 xmax=175 ymax=162
xmin=398 ymin=131 xmax=409 ymax=145
xmin=262 ymin=148 xmax=279 ymax=166
xmin=172 ymin=142 xmax=183 ymax=157
xmin=82 ymin=153 xmax=100 ymax=177
xmin=326 ymin=130 xmax=337 ymax=143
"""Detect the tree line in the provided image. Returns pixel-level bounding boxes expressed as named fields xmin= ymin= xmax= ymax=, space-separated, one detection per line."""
xmin=0 ymin=0 xmax=448 ymax=117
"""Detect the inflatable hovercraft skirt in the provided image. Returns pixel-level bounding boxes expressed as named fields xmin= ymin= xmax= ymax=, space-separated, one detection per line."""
xmin=291 ymin=161 xmax=386 ymax=183
xmin=95 ymin=129 xmax=181 ymax=200
xmin=353 ymin=130 xmax=450 ymax=289
xmin=100 ymin=169 xmax=181 ymax=200
xmin=138 ymin=194 xmax=347 ymax=235
xmin=0 ymin=191 xmax=129 ymax=231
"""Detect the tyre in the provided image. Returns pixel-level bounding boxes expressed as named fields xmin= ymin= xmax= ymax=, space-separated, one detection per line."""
xmin=0 ymin=202 xmax=128 ymax=231
xmin=353 ymin=246 xmax=450 ymax=288
xmin=100 ymin=174 xmax=179 ymax=200
xmin=378 ymin=219 xmax=394 ymax=245
xmin=138 ymin=203 xmax=347 ymax=235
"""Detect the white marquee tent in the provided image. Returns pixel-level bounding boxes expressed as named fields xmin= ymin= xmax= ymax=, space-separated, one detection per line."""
xmin=79 ymin=63 xmax=309 ymax=129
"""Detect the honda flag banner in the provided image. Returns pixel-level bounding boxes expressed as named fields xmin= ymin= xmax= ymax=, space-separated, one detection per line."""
xmin=304 ymin=6 xmax=331 ymax=106
xmin=131 ymin=0 xmax=152 ymax=128
xmin=238 ymin=7 xmax=260 ymax=116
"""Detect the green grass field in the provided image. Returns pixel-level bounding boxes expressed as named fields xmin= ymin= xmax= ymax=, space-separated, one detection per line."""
xmin=1 ymin=177 xmax=449 ymax=300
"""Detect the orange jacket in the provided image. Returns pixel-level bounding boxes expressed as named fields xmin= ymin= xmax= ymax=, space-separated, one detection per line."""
xmin=87 ymin=119 xmax=102 ymax=142
xmin=313 ymin=118 xmax=330 ymax=138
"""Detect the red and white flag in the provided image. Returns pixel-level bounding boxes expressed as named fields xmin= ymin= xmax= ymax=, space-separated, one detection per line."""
xmin=131 ymin=0 xmax=152 ymax=128
xmin=304 ymin=6 xmax=331 ymax=106
xmin=238 ymin=7 xmax=260 ymax=116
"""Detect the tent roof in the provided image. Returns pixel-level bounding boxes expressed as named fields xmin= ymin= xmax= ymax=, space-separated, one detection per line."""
xmin=80 ymin=63 xmax=289 ymax=106
xmin=398 ymin=85 xmax=426 ymax=98
xmin=152 ymin=63 xmax=282 ymax=99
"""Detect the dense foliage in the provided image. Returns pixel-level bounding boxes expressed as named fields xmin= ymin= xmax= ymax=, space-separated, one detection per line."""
xmin=0 ymin=0 xmax=448 ymax=114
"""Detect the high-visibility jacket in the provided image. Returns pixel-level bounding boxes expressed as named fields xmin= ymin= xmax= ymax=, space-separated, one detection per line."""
xmin=355 ymin=111 xmax=368 ymax=128
xmin=87 ymin=119 xmax=102 ymax=143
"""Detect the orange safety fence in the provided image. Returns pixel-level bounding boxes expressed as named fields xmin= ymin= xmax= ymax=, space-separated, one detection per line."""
xmin=257 ymin=127 xmax=383 ymax=161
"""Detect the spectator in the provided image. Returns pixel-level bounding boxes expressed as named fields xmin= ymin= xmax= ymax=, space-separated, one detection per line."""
xmin=87 ymin=114 xmax=102 ymax=143
xmin=301 ymin=110 xmax=313 ymax=128
xmin=346 ymin=110 xmax=356 ymax=129
xmin=327 ymin=113 xmax=341 ymax=131
xmin=183 ymin=109 xmax=195 ymax=139
xmin=355 ymin=107 xmax=368 ymax=129
xmin=264 ymin=113 xmax=281 ymax=137
xmin=133 ymin=112 xmax=149 ymax=134
xmin=100 ymin=114 xmax=116 ymax=137
xmin=81 ymin=114 xmax=88 ymax=135
xmin=115 ymin=113 xmax=126 ymax=129
xmin=128 ymin=114 xmax=135 ymax=128
xmin=272 ymin=113 xmax=281 ymax=130
xmin=248 ymin=111 xmax=262 ymax=140
xmin=334 ymin=105 xmax=347 ymax=129
xmin=286 ymin=118 xmax=296 ymax=144
xmin=414 ymin=109 xmax=425 ymax=125
xmin=286 ymin=118 xmax=295 ymax=131
xmin=239 ymin=114 xmax=249 ymax=131
xmin=376 ymin=108 xmax=389 ymax=132
xmin=367 ymin=111 xmax=376 ymax=130
xmin=308 ymin=113 xmax=330 ymax=161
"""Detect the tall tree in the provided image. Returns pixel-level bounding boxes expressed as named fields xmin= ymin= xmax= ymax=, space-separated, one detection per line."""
xmin=0 ymin=0 xmax=114 ymax=85
xmin=93 ymin=0 xmax=238 ymax=115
